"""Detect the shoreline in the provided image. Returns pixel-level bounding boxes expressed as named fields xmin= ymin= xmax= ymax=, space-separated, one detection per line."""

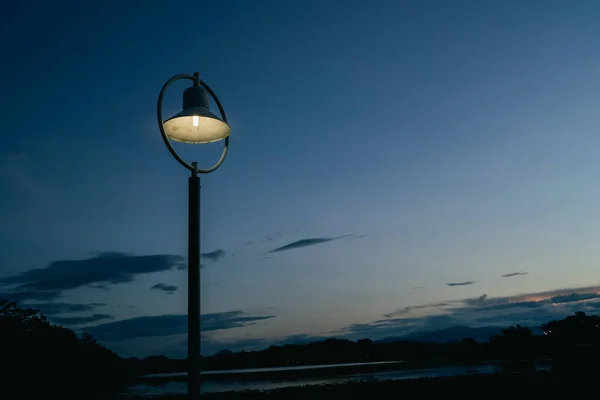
xmin=130 ymin=371 xmax=588 ymax=399
xmin=134 ymin=358 xmax=550 ymax=389
xmin=137 ymin=359 xmax=515 ymax=385
xmin=140 ymin=361 xmax=406 ymax=384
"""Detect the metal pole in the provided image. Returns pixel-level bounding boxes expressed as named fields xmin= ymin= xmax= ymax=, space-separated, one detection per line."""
xmin=188 ymin=162 xmax=201 ymax=399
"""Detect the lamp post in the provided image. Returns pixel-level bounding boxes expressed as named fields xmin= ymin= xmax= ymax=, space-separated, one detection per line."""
xmin=157 ymin=72 xmax=231 ymax=399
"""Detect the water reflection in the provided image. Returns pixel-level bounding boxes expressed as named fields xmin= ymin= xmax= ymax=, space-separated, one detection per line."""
xmin=128 ymin=362 xmax=544 ymax=396
xmin=145 ymin=361 xmax=402 ymax=378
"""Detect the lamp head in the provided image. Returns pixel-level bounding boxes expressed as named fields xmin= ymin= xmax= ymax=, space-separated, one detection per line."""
xmin=162 ymin=82 xmax=231 ymax=144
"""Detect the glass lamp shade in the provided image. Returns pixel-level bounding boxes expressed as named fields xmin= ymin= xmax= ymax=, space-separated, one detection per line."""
xmin=162 ymin=107 xmax=231 ymax=144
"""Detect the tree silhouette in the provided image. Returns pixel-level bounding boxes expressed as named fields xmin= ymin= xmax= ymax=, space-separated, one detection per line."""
xmin=489 ymin=324 xmax=532 ymax=343
xmin=540 ymin=311 xmax=600 ymax=379
xmin=0 ymin=300 xmax=129 ymax=399
xmin=487 ymin=324 xmax=536 ymax=373
xmin=541 ymin=311 xmax=600 ymax=344
xmin=461 ymin=337 xmax=477 ymax=345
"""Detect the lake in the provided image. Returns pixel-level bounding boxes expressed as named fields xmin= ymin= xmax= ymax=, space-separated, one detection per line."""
xmin=125 ymin=360 xmax=551 ymax=397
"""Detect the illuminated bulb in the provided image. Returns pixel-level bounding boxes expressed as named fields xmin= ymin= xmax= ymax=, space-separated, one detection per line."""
xmin=192 ymin=115 xmax=199 ymax=127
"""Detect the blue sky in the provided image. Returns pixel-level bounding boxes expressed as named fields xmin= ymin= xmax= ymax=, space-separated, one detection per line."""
xmin=3 ymin=0 xmax=600 ymax=356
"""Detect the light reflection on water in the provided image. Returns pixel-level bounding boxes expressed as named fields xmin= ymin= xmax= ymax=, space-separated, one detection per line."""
xmin=127 ymin=362 xmax=546 ymax=397
xmin=145 ymin=361 xmax=402 ymax=378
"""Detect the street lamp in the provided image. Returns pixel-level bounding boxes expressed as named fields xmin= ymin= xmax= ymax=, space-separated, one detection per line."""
xmin=157 ymin=72 xmax=230 ymax=399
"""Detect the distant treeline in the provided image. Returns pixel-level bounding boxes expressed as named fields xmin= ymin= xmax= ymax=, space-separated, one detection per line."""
xmin=2 ymin=299 xmax=600 ymax=398
xmin=130 ymin=312 xmax=600 ymax=376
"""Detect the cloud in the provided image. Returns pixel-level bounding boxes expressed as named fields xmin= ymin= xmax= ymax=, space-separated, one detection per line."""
xmin=446 ymin=281 xmax=477 ymax=287
xmin=176 ymin=264 xmax=206 ymax=271
xmin=550 ymin=292 xmax=600 ymax=304
xmin=151 ymin=283 xmax=178 ymax=294
xmin=0 ymin=289 xmax=62 ymax=302
xmin=268 ymin=235 xmax=355 ymax=253
xmin=458 ymin=294 xmax=488 ymax=308
xmin=4 ymin=301 xmax=112 ymax=327
xmin=201 ymin=249 xmax=226 ymax=262
xmin=340 ymin=285 xmax=600 ymax=342
xmin=383 ymin=302 xmax=449 ymax=318
xmin=476 ymin=301 xmax=545 ymax=312
xmin=85 ymin=311 xmax=276 ymax=342
xmin=345 ymin=234 xmax=368 ymax=240
xmin=341 ymin=318 xmax=425 ymax=341
xmin=0 ymin=252 xmax=185 ymax=293
xmin=20 ymin=302 xmax=106 ymax=315
xmin=501 ymin=272 xmax=529 ymax=278
xmin=474 ymin=293 xmax=600 ymax=313
xmin=51 ymin=313 xmax=114 ymax=326
xmin=88 ymin=284 xmax=110 ymax=290
xmin=269 ymin=238 xmax=336 ymax=253
xmin=202 ymin=311 xmax=275 ymax=332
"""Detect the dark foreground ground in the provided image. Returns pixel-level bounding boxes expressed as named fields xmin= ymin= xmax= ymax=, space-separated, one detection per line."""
xmin=133 ymin=372 xmax=593 ymax=399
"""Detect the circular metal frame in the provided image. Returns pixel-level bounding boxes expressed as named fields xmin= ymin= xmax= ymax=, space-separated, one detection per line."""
xmin=157 ymin=73 xmax=230 ymax=173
